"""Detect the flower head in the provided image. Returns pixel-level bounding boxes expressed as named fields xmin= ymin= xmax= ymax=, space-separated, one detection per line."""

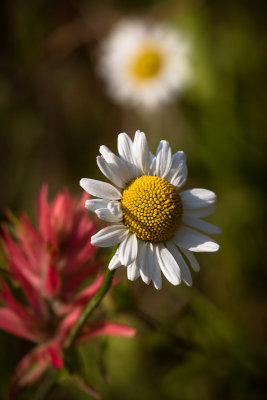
xmin=0 ymin=186 xmax=135 ymax=393
xmin=80 ymin=131 xmax=221 ymax=290
xmin=99 ymin=19 xmax=192 ymax=109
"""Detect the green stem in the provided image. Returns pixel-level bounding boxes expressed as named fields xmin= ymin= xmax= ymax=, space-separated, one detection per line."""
xmin=64 ymin=268 xmax=115 ymax=350
xmin=31 ymin=368 xmax=59 ymax=400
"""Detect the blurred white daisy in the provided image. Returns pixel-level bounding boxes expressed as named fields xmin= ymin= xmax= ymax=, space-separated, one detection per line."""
xmin=98 ymin=19 xmax=192 ymax=109
xmin=80 ymin=131 xmax=220 ymax=290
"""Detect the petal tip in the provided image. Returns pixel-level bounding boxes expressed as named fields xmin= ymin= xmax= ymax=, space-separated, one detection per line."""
xmin=207 ymin=242 xmax=220 ymax=252
xmin=80 ymin=178 xmax=87 ymax=188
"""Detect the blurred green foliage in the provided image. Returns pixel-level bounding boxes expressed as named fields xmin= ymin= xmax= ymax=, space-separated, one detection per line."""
xmin=0 ymin=0 xmax=267 ymax=399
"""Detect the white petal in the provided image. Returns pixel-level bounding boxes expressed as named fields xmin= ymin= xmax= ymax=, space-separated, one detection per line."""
xmin=154 ymin=140 xmax=172 ymax=178
xmin=127 ymin=262 xmax=140 ymax=281
xmin=85 ymin=199 xmax=109 ymax=212
xmin=118 ymin=233 xmax=138 ymax=266
xmin=117 ymin=133 xmax=134 ymax=164
xmin=97 ymin=156 xmax=125 ymax=188
xmin=152 ymin=245 xmax=162 ymax=290
xmin=172 ymin=151 xmax=186 ymax=166
xmin=98 ymin=145 xmax=111 ymax=159
xmin=155 ymin=243 xmax=181 ymax=286
xmin=91 ymin=225 xmax=128 ymax=247
xmin=180 ymin=248 xmax=200 ymax=272
xmin=108 ymin=253 xmax=121 ymax=270
xmin=99 ymin=146 xmax=134 ymax=184
xmin=80 ymin=178 xmax=121 ymax=200
xmin=182 ymin=216 xmax=221 ymax=234
xmin=133 ymin=130 xmax=151 ymax=174
xmin=107 ymin=201 xmax=123 ymax=218
xmin=181 ymin=189 xmax=216 ymax=208
xmin=139 ymin=242 xmax=154 ymax=285
xmin=150 ymin=156 xmax=157 ymax=175
xmin=173 ymin=226 xmax=219 ymax=252
xmin=168 ymin=160 xmax=188 ymax=188
xmin=95 ymin=208 xmax=122 ymax=222
xmin=165 ymin=151 xmax=187 ymax=187
xmin=183 ymin=204 xmax=216 ymax=218
xmin=117 ymin=133 xmax=138 ymax=177
xmin=167 ymin=241 xmax=192 ymax=286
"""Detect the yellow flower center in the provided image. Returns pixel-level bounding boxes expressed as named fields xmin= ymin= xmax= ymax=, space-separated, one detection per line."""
xmin=131 ymin=48 xmax=162 ymax=80
xmin=121 ymin=175 xmax=183 ymax=243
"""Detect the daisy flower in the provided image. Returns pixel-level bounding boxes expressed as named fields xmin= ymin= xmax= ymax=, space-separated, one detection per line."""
xmin=99 ymin=19 xmax=192 ymax=109
xmin=80 ymin=131 xmax=221 ymax=290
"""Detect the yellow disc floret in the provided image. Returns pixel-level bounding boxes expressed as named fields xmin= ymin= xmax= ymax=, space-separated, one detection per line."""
xmin=131 ymin=48 xmax=162 ymax=80
xmin=121 ymin=175 xmax=183 ymax=243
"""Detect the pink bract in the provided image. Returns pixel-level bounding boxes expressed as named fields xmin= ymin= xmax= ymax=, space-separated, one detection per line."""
xmin=0 ymin=185 xmax=136 ymax=396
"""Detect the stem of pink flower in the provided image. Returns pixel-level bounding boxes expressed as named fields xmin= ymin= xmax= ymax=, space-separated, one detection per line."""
xmin=64 ymin=267 xmax=115 ymax=350
xmin=30 ymin=266 xmax=115 ymax=400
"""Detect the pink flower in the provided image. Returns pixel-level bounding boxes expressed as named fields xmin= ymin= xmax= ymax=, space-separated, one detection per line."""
xmin=0 ymin=185 xmax=136 ymax=396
